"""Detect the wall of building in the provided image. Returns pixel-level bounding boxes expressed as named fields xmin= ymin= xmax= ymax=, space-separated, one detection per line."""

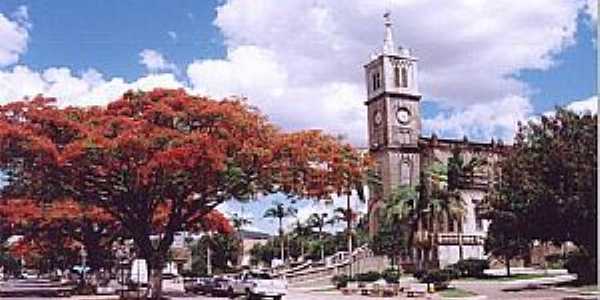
xmin=437 ymin=245 xmax=487 ymax=269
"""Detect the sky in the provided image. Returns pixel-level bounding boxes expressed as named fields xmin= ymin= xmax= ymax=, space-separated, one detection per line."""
xmin=0 ymin=0 xmax=596 ymax=234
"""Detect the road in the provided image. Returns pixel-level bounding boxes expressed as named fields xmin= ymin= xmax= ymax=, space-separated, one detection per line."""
xmin=0 ymin=278 xmax=593 ymax=300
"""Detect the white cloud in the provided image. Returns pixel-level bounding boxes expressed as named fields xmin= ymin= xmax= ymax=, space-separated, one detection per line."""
xmin=0 ymin=6 xmax=29 ymax=66
xmin=184 ymin=0 xmax=590 ymax=145
xmin=0 ymin=1 xmax=593 ymax=147
xmin=566 ymin=95 xmax=598 ymax=114
xmin=139 ymin=49 xmax=178 ymax=73
xmin=0 ymin=65 xmax=183 ymax=107
xmin=423 ymin=95 xmax=534 ymax=142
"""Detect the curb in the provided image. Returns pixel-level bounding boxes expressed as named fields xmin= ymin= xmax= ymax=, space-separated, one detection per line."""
xmin=550 ymin=286 xmax=600 ymax=296
xmin=440 ymin=296 xmax=487 ymax=300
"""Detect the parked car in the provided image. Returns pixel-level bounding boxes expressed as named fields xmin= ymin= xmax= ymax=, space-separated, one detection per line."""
xmin=183 ymin=277 xmax=211 ymax=294
xmin=205 ymin=276 xmax=232 ymax=297
xmin=227 ymin=271 xmax=287 ymax=300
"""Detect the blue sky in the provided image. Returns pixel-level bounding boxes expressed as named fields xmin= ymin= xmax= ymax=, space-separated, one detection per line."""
xmin=0 ymin=0 xmax=596 ymax=234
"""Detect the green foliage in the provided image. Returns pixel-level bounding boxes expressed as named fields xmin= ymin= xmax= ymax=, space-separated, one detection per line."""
xmin=249 ymin=240 xmax=277 ymax=266
xmin=544 ymin=253 xmax=567 ymax=269
xmin=0 ymin=250 xmax=20 ymax=276
xmin=449 ymin=259 xmax=489 ymax=278
xmin=415 ymin=269 xmax=451 ymax=289
xmin=490 ymin=109 xmax=597 ymax=253
xmin=331 ymin=274 xmax=351 ymax=288
xmin=190 ymin=233 xmax=241 ymax=275
xmin=565 ymin=251 xmax=597 ymax=284
xmin=381 ymin=268 xmax=401 ymax=283
xmin=371 ymin=186 xmax=415 ymax=262
xmin=487 ymin=108 xmax=597 ymax=282
xmin=354 ymin=271 xmax=381 ymax=282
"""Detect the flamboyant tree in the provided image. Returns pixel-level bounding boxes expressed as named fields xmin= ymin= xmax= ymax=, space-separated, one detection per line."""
xmin=0 ymin=89 xmax=367 ymax=297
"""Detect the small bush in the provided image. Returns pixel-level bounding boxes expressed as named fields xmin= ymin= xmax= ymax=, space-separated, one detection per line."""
xmin=545 ymin=253 xmax=567 ymax=269
xmin=418 ymin=269 xmax=450 ymax=290
xmin=354 ymin=271 xmax=381 ymax=282
xmin=441 ymin=266 xmax=461 ymax=280
xmin=451 ymin=259 xmax=489 ymax=278
xmin=331 ymin=274 xmax=351 ymax=289
xmin=413 ymin=269 xmax=426 ymax=280
xmin=382 ymin=268 xmax=401 ymax=283
xmin=565 ymin=251 xmax=597 ymax=284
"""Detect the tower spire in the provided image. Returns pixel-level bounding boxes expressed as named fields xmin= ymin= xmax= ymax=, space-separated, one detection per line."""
xmin=383 ymin=11 xmax=395 ymax=55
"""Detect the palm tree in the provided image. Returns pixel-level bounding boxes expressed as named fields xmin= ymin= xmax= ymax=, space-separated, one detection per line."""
xmin=263 ymin=202 xmax=297 ymax=262
xmin=231 ymin=212 xmax=252 ymax=265
xmin=291 ymin=220 xmax=312 ymax=260
xmin=447 ymin=149 xmax=486 ymax=260
xmin=307 ymin=212 xmax=329 ymax=262
xmin=381 ymin=185 xmax=420 ymax=265
xmin=231 ymin=213 xmax=252 ymax=232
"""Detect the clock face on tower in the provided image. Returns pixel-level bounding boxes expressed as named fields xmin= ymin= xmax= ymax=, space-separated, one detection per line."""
xmin=396 ymin=108 xmax=410 ymax=125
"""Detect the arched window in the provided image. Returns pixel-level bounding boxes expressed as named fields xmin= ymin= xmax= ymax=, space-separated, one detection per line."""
xmin=401 ymin=67 xmax=408 ymax=88
xmin=394 ymin=66 xmax=401 ymax=87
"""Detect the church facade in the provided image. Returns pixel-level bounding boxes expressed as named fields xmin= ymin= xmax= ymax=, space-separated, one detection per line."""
xmin=365 ymin=14 xmax=509 ymax=269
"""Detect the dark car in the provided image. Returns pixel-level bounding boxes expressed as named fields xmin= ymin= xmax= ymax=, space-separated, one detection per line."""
xmin=183 ymin=277 xmax=211 ymax=294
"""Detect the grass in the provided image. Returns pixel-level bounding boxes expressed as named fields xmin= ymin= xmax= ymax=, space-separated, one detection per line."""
xmin=438 ymin=287 xmax=477 ymax=298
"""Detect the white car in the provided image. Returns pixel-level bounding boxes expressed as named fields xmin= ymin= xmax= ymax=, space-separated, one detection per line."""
xmin=227 ymin=271 xmax=287 ymax=300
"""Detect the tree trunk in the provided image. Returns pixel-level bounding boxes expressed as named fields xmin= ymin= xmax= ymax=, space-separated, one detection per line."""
xmin=319 ymin=225 xmax=324 ymax=262
xmin=505 ymin=255 xmax=511 ymax=277
xmin=279 ymin=218 xmax=284 ymax=262
xmin=346 ymin=194 xmax=353 ymax=277
xmin=150 ymin=267 xmax=163 ymax=299
xmin=458 ymin=219 xmax=464 ymax=261
xmin=206 ymin=241 xmax=212 ymax=275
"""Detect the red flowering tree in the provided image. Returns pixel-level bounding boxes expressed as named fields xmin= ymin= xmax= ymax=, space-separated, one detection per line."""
xmin=0 ymin=89 xmax=367 ymax=298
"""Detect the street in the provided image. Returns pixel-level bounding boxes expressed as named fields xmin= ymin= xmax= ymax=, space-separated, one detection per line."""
xmin=0 ymin=278 xmax=595 ymax=300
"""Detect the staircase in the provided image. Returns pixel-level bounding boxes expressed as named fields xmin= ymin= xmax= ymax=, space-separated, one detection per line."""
xmin=273 ymin=245 xmax=390 ymax=289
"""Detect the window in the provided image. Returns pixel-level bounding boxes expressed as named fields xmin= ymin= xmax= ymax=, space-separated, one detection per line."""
xmin=372 ymin=74 xmax=377 ymax=91
xmin=372 ymin=72 xmax=382 ymax=91
xmin=394 ymin=66 xmax=400 ymax=87
xmin=400 ymin=161 xmax=411 ymax=185
xmin=401 ymin=67 xmax=408 ymax=88
xmin=475 ymin=203 xmax=483 ymax=231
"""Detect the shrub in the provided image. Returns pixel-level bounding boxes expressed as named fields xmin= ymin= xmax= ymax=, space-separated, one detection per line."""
xmin=354 ymin=271 xmax=381 ymax=282
xmin=565 ymin=251 xmax=597 ymax=284
xmin=451 ymin=259 xmax=489 ymax=278
xmin=413 ymin=269 xmax=426 ymax=280
xmin=331 ymin=274 xmax=351 ymax=289
xmin=382 ymin=268 xmax=401 ymax=283
xmin=545 ymin=253 xmax=567 ymax=269
xmin=441 ymin=265 xmax=461 ymax=280
xmin=418 ymin=269 xmax=450 ymax=290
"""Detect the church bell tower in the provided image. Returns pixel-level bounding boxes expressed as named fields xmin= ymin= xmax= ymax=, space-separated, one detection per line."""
xmin=365 ymin=12 xmax=422 ymax=233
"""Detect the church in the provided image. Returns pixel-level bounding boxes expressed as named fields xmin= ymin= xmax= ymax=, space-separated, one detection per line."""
xmin=365 ymin=13 xmax=509 ymax=269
